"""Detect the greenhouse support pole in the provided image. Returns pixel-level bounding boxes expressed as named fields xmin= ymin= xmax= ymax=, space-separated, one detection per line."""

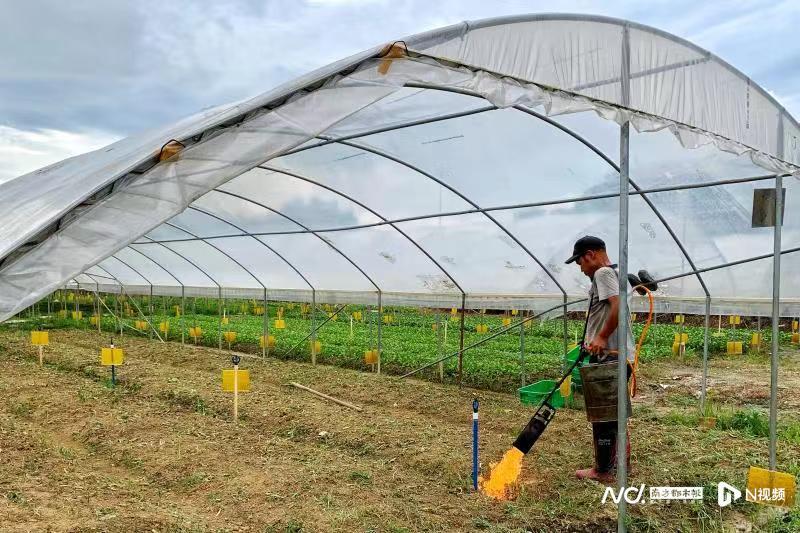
xmin=149 ymin=285 xmax=154 ymax=340
xmin=377 ymin=291 xmax=383 ymax=374
xmin=769 ymin=174 xmax=783 ymax=470
xmin=311 ymin=290 xmax=317 ymax=365
xmin=262 ymin=288 xmax=268 ymax=358
xmin=218 ymin=287 xmax=223 ymax=350
xmin=180 ymin=286 xmax=185 ymax=346
xmin=458 ymin=294 xmax=466 ymax=387
xmin=562 ymin=294 xmax=568 ymax=358
xmin=95 ymin=290 xmax=101 ymax=334
xmin=700 ymin=296 xmax=711 ymax=415
xmin=437 ymin=310 xmax=444 ymax=381
xmin=519 ymin=309 xmax=526 ymax=387
xmin=617 ymin=27 xmax=631 ymax=532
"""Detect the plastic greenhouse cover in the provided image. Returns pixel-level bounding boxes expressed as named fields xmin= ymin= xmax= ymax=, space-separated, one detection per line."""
xmin=2 ymin=14 xmax=800 ymax=322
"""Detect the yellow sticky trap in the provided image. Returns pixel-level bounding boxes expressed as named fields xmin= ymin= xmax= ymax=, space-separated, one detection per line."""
xmin=511 ymin=309 xmax=518 ymax=316
xmin=135 ymin=320 xmax=147 ymax=331
xmin=223 ymin=331 xmax=237 ymax=343
xmin=159 ymin=321 xmax=169 ymax=333
xmin=502 ymin=318 xmax=512 ymax=327
xmin=432 ymin=323 xmax=438 ymax=331
xmin=189 ymin=326 xmax=202 ymax=338
xmin=100 ymin=347 xmax=124 ymax=366
xmin=287 ymin=303 xmax=295 ymax=310
xmin=475 ymin=324 xmax=488 ymax=334
xmin=750 ymin=333 xmax=761 ymax=347
xmin=57 ymin=310 xmax=68 ymax=318
xmin=71 ymin=311 xmax=83 ymax=320
xmin=377 ymin=43 xmax=406 ymax=75
xmin=328 ymin=312 xmax=338 ymax=321
xmin=277 ymin=307 xmax=284 ymax=319
xmin=631 ymin=313 xmax=637 ymax=322
xmin=174 ymin=305 xmax=181 ymax=316
xmin=221 ymin=317 xmax=229 ymax=325
xmin=221 ymin=369 xmax=250 ymax=392
xmin=364 ymin=349 xmax=379 ymax=364
xmin=383 ymin=314 xmax=394 ymax=324
xmin=746 ymin=466 xmax=796 ymax=508
xmin=793 ymin=320 xmax=799 ymax=332
xmin=31 ymin=331 xmax=49 ymax=346
xmin=729 ymin=315 xmax=741 ymax=325
xmin=792 ymin=332 xmax=800 ymax=345
xmin=559 ymin=375 xmax=572 ymax=399
xmin=451 ymin=308 xmax=458 ymax=315
xmin=673 ymin=333 xmax=688 ymax=343
xmin=259 ymin=335 xmax=275 ymax=348
xmin=352 ymin=311 xmax=362 ymax=321
xmin=674 ymin=315 xmax=684 ymax=324
xmin=274 ymin=319 xmax=286 ymax=330
xmin=254 ymin=306 xmax=264 ymax=316
xmin=310 ymin=340 xmax=322 ymax=354
xmin=726 ymin=341 xmax=743 ymax=355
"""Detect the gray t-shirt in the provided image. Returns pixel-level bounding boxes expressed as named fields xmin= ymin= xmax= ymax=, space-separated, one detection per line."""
xmin=585 ymin=266 xmax=635 ymax=363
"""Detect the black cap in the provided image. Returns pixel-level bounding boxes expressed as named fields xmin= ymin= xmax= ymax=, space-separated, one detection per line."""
xmin=565 ymin=235 xmax=606 ymax=264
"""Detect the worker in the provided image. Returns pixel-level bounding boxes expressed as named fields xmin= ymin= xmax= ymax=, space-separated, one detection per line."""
xmin=565 ymin=235 xmax=633 ymax=482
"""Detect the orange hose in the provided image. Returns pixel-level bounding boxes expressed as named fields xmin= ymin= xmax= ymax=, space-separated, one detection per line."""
xmin=630 ymin=287 xmax=654 ymax=398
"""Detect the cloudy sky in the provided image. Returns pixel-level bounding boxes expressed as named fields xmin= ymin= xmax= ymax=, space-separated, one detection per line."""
xmin=2 ymin=0 xmax=798 ymax=182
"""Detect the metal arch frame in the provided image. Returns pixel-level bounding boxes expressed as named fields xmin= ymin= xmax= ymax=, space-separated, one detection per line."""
xmin=105 ymin=255 xmax=153 ymax=286
xmin=251 ymin=165 xmax=466 ymax=295
xmin=319 ymin=137 xmax=569 ymax=298
xmin=130 ymin=172 xmax=781 ymax=244
xmin=185 ymin=205 xmax=315 ymax=290
xmin=133 ymin=237 xmax=221 ymax=288
xmin=204 ymin=189 xmax=379 ymax=294
xmin=403 ymin=82 xmax=712 ymax=299
xmin=162 ymin=221 xmax=266 ymax=291
xmin=122 ymin=247 xmax=185 ymax=288
xmin=84 ymin=264 xmax=164 ymax=342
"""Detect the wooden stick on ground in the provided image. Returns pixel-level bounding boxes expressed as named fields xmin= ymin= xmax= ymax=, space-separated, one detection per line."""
xmin=289 ymin=382 xmax=363 ymax=412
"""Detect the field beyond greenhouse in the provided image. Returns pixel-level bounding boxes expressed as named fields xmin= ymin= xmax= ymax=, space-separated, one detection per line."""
xmin=1 ymin=295 xmax=800 ymax=531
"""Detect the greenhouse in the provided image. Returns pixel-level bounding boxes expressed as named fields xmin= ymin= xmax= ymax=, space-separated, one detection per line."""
xmin=1 ymin=13 xmax=798 ymax=531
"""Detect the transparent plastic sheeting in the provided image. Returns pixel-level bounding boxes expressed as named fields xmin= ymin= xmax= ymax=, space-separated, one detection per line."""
xmin=2 ymin=15 xmax=800 ymax=322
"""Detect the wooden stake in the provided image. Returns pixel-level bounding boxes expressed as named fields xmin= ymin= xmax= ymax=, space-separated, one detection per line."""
xmin=289 ymin=382 xmax=363 ymax=412
xmin=38 ymin=345 xmax=43 ymax=366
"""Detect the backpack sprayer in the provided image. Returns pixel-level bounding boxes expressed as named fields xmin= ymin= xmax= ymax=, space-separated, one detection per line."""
xmin=512 ymin=270 xmax=657 ymax=455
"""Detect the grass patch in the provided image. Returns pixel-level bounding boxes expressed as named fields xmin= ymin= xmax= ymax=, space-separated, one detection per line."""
xmin=9 ymin=400 xmax=33 ymax=419
xmin=159 ymin=388 xmax=210 ymax=415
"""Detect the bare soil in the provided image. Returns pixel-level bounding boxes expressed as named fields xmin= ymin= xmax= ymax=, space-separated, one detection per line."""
xmin=0 ymin=329 xmax=797 ymax=532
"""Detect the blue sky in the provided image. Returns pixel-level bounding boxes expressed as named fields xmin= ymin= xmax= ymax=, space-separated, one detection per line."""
xmin=1 ymin=0 xmax=798 ymax=181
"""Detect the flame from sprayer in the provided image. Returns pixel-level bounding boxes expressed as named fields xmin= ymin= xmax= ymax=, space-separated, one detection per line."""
xmin=479 ymin=446 xmax=524 ymax=500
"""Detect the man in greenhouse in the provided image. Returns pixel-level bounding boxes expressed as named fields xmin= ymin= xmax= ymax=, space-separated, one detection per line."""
xmin=565 ymin=235 xmax=634 ymax=482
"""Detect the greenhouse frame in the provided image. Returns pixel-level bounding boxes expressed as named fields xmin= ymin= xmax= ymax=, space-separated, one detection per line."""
xmin=1 ymin=14 xmax=798 ymax=530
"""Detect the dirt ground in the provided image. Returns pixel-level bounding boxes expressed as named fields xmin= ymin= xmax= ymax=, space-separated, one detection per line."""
xmin=0 ymin=329 xmax=797 ymax=532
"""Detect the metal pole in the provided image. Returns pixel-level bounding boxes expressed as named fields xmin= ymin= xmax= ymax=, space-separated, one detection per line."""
xmin=458 ymin=293 xmax=466 ymax=386
xmin=769 ymin=174 xmax=782 ymax=469
xmin=519 ymin=309 xmax=526 ymax=387
xmin=149 ymin=285 xmax=154 ymax=340
xmin=700 ymin=296 xmax=711 ymax=414
xmin=377 ymin=292 xmax=383 ymax=374
xmin=218 ymin=287 xmax=223 ymax=350
xmin=263 ymin=288 xmax=268 ymax=358
xmin=617 ymin=26 xmax=631 ymax=532
xmin=181 ymin=286 xmax=185 ymax=346
xmin=437 ymin=309 xmax=444 ymax=381
xmin=472 ymin=398 xmax=479 ymax=491
xmin=562 ymin=294 xmax=568 ymax=358
xmin=311 ymin=290 xmax=317 ymax=365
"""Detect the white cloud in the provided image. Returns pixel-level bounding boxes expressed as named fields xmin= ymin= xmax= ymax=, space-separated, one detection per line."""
xmin=0 ymin=126 xmax=118 ymax=184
